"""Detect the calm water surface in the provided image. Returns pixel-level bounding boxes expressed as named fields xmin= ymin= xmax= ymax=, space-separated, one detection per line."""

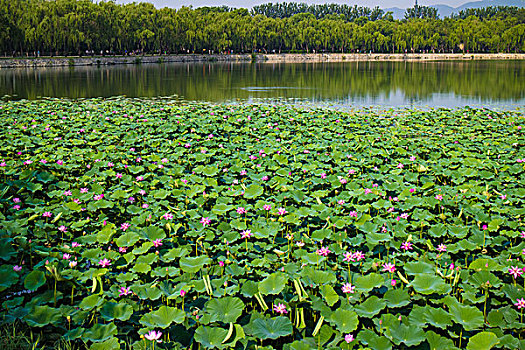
xmin=1 ymin=61 xmax=524 ymax=108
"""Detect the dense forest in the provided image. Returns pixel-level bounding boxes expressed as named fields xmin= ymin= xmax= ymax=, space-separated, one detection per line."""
xmin=0 ymin=0 xmax=524 ymax=56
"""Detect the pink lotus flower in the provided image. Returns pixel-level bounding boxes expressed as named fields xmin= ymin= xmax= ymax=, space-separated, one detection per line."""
xmin=262 ymin=175 xmax=269 ymax=181
xmin=337 ymin=200 xmax=345 ymax=205
xmin=80 ymin=188 xmax=88 ymax=193
xmin=342 ymin=283 xmax=355 ymax=294
xmin=344 ymin=334 xmax=354 ymax=343
xmin=320 ymin=173 xmax=327 ymax=179
xmin=364 ymin=188 xmax=372 ymax=195
xmin=63 ymin=253 xmax=71 ymax=260
xmin=316 ymin=246 xmax=330 ymax=257
xmin=119 ymin=247 xmax=127 ymax=253
xmin=515 ymin=298 xmax=525 ymax=309
xmin=383 ymin=262 xmax=396 ymax=273
xmin=58 ymin=225 xmax=67 ymax=232
xmin=142 ymin=203 xmax=149 ymax=209
xmin=277 ymin=207 xmax=287 ymax=215
xmin=119 ymin=286 xmax=132 ymax=296
xmin=241 ymin=230 xmax=253 ymax=239
xmin=121 ymin=223 xmax=130 ymax=231
xmin=71 ymin=242 xmax=80 ymax=248
xmin=64 ymin=190 xmax=72 ymax=196
xmin=13 ymin=197 xmax=21 ymax=203
xmin=509 ymin=266 xmax=523 ymax=278
xmin=401 ymin=241 xmax=413 ymax=251
xmin=435 ymin=194 xmax=443 ymax=200
xmin=437 ymin=244 xmax=447 ymax=252
xmin=99 ymin=258 xmax=111 ymax=267
xmin=353 ymin=251 xmax=365 ymax=261
xmin=180 ymin=290 xmax=186 ymax=297
xmin=42 ymin=212 xmax=52 ymax=218
xmin=115 ymin=173 xmax=123 ymax=179
xmin=409 ymin=188 xmax=415 ymax=193
xmin=391 ymin=279 xmax=397 ymax=286
xmin=409 ymin=156 xmax=416 ymax=161
xmin=144 ymin=330 xmax=162 ymax=343
xmin=397 ymin=163 xmax=404 ymax=169
xmin=152 ymin=239 xmax=163 ymax=247
xmin=56 ymin=160 xmax=63 ymax=165
xmin=219 ymin=261 xmax=225 ymax=267
xmin=69 ymin=261 xmax=77 ymax=268
xmin=263 ymin=204 xmax=272 ymax=211
xmin=273 ymin=303 xmax=288 ymax=314
xmin=13 ymin=265 xmax=22 ymax=272
xmin=236 ymin=207 xmax=247 ymax=214
xmin=339 ymin=178 xmax=347 ymax=184
xmin=162 ymin=212 xmax=173 ymax=220
xmin=240 ymin=170 xmax=247 ymax=176
xmin=200 ymin=217 xmax=211 ymax=227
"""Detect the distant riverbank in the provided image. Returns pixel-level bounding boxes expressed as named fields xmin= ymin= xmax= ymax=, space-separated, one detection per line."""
xmin=1 ymin=53 xmax=524 ymax=68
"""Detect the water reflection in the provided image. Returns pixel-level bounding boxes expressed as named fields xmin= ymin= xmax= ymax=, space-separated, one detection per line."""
xmin=1 ymin=61 xmax=524 ymax=108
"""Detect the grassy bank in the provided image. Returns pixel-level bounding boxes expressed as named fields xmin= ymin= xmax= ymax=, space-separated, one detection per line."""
xmin=0 ymin=99 xmax=524 ymax=349
xmin=1 ymin=53 xmax=525 ymax=68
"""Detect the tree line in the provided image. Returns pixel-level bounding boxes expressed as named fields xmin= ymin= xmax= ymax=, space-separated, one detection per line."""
xmin=0 ymin=0 xmax=524 ymax=57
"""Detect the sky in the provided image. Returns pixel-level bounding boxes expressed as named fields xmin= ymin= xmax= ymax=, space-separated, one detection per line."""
xmin=113 ymin=0 xmax=475 ymax=9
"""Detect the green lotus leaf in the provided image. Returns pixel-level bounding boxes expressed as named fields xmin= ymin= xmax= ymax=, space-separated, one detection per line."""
xmin=244 ymin=184 xmax=264 ymax=199
xmin=139 ymin=305 xmax=185 ymax=328
xmin=65 ymin=201 xmax=82 ymax=211
xmin=466 ymin=332 xmax=499 ymax=350
xmin=259 ymin=272 xmax=288 ymax=295
xmin=301 ymin=267 xmax=335 ymax=286
xmin=79 ymin=294 xmax=104 ymax=310
xmin=328 ymin=309 xmax=359 ymax=333
xmin=140 ymin=226 xmax=166 ymax=241
xmin=89 ymin=337 xmax=121 ymax=350
xmin=206 ymin=297 xmax=245 ymax=323
xmin=320 ymin=285 xmax=339 ymax=307
xmin=358 ymin=329 xmax=392 ymax=350
xmin=202 ymin=165 xmax=219 ymax=177
xmin=404 ymin=260 xmax=434 ymax=275
xmin=424 ymin=307 xmax=452 ymax=328
xmin=84 ymin=323 xmax=118 ymax=343
xmin=384 ymin=289 xmax=410 ymax=308
xmin=212 ymin=203 xmax=234 ymax=215
xmin=469 ymin=258 xmax=502 ymax=271
xmin=354 ymin=296 xmax=386 ymax=317
xmin=426 ymin=330 xmax=458 ymax=350
xmin=180 ymin=255 xmax=211 ymax=273
xmin=354 ymin=273 xmax=383 ymax=292
xmin=0 ymin=265 xmax=19 ymax=292
xmin=387 ymin=323 xmax=425 ymax=346
xmin=24 ymin=305 xmax=62 ymax=327
xmin=134 ymin=285 xmax=162 ymax=300
xmin=115 ymin=231 xmax=140 ymax=247
xmin=449 ymin=303 xmax=485 ymax=331
xmin=100 ymin=302 xmax=133 ymax=321
xmin=194 ymin=325 xmax=228 ymax=349
xmin=0 ymin=238 xmax=16 ymax=261
xmin=97 ymin=224 xmax=116 ymax=244
xmin=24 ymin=270 xmax=46 ymax=291
xmin=110 ymin=189 xmax=128 ymax=199
xmin=247 ymin=316 xmax=293 ymax=339
xmin=411 ymin=274 xmax=451 ymax=295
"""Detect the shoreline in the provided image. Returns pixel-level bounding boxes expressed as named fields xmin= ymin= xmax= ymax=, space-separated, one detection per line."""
xmin=0 ymin=53 xmax=524 ymax=68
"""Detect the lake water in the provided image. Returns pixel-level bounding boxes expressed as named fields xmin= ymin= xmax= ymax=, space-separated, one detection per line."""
xmin=1 ymin=60 xmax=524 ymax=109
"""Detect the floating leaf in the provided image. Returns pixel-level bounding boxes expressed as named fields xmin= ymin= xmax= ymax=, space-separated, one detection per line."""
xmin=247 ymin=316 xmax=293 ymax=340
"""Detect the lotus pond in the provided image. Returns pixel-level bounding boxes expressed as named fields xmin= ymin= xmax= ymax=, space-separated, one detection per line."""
xmin=1 ymin=98 xmax=525 ymax=350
